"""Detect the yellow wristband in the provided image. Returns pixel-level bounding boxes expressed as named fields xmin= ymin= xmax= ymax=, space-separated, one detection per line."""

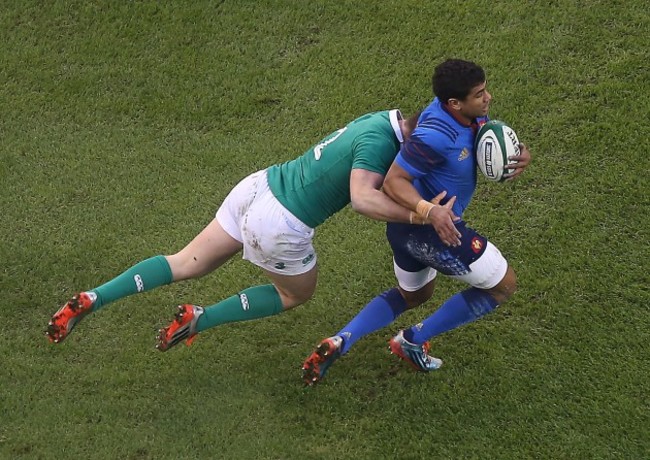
xmin=416 ymin=199 xmax=435 ymax=218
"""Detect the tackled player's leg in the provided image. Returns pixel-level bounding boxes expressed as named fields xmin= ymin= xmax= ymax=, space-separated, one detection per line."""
xmin=387 ymin=220 xmax=515 ymax=371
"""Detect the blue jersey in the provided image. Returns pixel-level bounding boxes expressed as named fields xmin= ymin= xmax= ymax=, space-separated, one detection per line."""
xmin=395 ymin=98 xmax=487 ymax=217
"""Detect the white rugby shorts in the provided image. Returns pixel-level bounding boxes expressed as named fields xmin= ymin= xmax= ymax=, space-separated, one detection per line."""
xmin=216 ymin=170 xmax=317 ymax=275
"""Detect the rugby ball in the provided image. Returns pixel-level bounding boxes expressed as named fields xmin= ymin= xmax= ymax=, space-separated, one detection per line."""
xmin=475 ymin=120 xmax=520 ymax=182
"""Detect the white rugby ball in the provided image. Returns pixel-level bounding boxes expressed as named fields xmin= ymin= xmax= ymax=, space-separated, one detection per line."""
xmin=475 ymin=120 xmax=520 ymax=182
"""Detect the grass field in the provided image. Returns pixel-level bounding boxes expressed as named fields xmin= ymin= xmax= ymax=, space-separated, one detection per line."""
xmin=1 ymin=1 xmax=649 ymax=458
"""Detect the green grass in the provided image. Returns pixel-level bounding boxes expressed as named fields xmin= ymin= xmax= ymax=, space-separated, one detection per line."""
xmin=1 ymin=1 xmax=649 ymax=458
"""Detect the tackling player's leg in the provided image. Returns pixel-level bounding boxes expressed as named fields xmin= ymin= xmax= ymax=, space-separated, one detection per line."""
xmin=45 ymin=255 xmax=175 ymax=343
xmin=46 ymin=292 xmax=96 ymax=343
xmin=155 ymin=267 xmax=318 ymax=351
xmin=156 ymin=304 xmax=205 ymax=351
xmin=46 ymin=219 xmax=242 ymax=344
xmin=156 ymin=170 xmax=322 ymax=351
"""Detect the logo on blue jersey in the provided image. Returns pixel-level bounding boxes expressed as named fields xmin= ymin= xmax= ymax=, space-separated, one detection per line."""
xmin=458 ymin=148 xmax=470 ymax=161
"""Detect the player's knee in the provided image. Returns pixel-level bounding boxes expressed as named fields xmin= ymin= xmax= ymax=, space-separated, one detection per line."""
xmin=166 ymin=253 xmax=197 ymax=281
xmin=488 ymin=266 xmax=517 ymax=304
xmin=504 ymin=266 xmax=518 ymax=298
xmin=280 ymin=293 xmax=313 ymax=310
xmin=276 ymin=286 xmax=316 ymax=310
xmin=399 ymin=282 xmax=434 ymax=309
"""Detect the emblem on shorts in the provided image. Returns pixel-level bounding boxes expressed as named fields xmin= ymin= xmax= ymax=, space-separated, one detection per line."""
xmin=302 ymin=254 xmax=314 ymax=265
xmin=458 ymin=148 xmax=470 ymax=161
xmin=471 ymin=237 xmax=483 ymax=253
xmin=274 ymin=262 xmax=286 ymax=270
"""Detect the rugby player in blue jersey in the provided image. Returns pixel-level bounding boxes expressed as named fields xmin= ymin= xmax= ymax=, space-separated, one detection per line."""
xmin=303 ymin=59 xmax=532 ymax=385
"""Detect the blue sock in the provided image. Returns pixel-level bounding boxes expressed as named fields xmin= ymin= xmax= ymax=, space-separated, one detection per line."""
xmin=403 ymin=288 xmax=499 ymax=344
xmin=337 ymin=288 xmax=407 ymax=354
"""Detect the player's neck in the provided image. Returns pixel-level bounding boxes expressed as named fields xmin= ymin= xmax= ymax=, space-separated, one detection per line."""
xmin=442 ymin=102 xmax=473 ymax=127
xmin=400 ymin=112 xmax=421 ymax=140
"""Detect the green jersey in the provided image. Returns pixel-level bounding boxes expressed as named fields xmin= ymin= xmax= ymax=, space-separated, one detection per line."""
xmin=266 ymin=110 xmax=403 ymax=228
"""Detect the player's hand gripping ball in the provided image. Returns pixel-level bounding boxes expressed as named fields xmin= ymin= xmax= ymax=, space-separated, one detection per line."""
xmin=475 ymin=120 xmax=520 ymax=182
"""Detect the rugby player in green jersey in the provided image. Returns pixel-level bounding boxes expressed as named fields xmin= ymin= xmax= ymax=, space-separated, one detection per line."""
xmin=46 ymin=110 xmax=460 ymax=352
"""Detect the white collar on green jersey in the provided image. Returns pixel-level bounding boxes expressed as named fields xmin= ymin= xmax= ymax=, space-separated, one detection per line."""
xmin=389 ymin=109 xmax=404 ymax=143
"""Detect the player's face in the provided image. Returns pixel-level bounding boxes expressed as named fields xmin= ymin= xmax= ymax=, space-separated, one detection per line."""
xmin=460 ymin=81 xmax=491 ymax=119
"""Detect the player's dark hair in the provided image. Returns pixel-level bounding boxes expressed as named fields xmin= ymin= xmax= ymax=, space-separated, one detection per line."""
xmin=432 ymin=59 xmax=486 ymax=103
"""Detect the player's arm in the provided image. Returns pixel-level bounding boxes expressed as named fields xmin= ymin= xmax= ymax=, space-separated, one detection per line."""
xmin=383 ymin=162 xmax=461 ymax=247
xmin=349 ymin=168 xmax=415 ymax=223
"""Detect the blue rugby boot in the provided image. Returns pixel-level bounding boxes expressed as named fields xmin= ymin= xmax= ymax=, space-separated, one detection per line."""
xmin=389 ymin=330 xmax=442 ymax=372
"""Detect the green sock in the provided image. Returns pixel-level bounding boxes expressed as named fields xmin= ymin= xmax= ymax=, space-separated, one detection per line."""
xmin=196 ymin=284 xmax=284 ymax=333
xmin=90 ymin=255 xmax=173 ymax=311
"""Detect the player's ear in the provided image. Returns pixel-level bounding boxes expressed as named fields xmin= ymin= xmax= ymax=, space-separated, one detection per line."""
xmin=447 ymin=98 xmax=462 ymax=111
